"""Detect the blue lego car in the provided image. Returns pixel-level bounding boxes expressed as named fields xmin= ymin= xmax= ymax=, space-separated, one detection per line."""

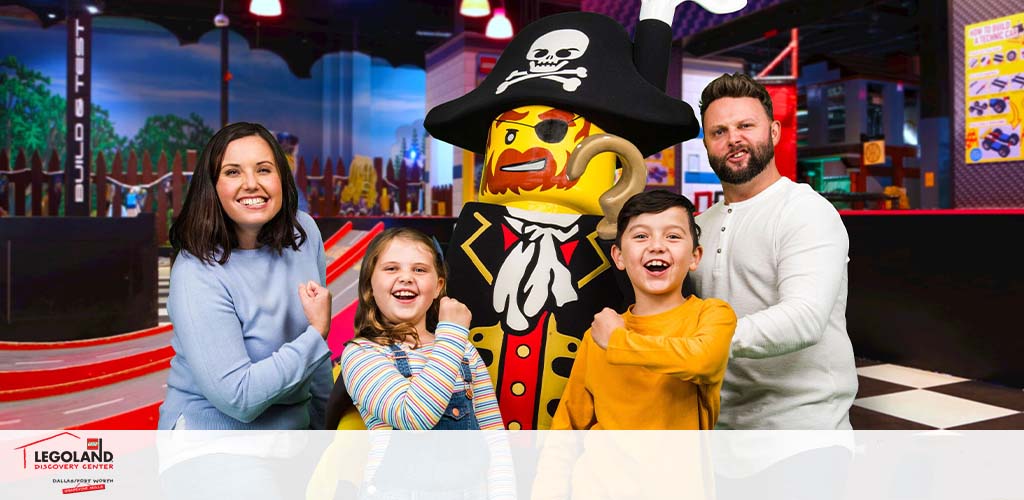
xmin=981 ymin=128 xmax=1020 ymax=158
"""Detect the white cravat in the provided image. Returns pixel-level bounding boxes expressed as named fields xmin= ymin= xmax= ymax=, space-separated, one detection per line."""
xmin=493 ymin=211 xmax=580 ymax=332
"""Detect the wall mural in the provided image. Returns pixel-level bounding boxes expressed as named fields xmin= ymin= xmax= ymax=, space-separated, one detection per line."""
xmin=0 ymin=14 xmax=428 ymax=192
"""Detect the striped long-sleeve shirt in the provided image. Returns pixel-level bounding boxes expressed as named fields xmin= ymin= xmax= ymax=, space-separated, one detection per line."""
xmin=340 ymin=322 xmax=504 ymax=430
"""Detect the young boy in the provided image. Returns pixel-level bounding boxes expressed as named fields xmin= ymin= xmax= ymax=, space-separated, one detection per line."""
xmin=551 ymin=189 xmax=736 ymax=429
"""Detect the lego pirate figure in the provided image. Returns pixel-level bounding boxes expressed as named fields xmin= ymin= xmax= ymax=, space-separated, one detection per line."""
xmin=425 ymin=3 xmax=718 ymax=430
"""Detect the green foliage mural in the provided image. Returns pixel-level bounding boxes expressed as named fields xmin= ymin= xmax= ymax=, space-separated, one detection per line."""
xmin=0 ymin=55 xmax=125 ymax=159
xmin=389 ymin=127 xmax=424 ymax=179
xmin=127 ymin=113 xmax=213 ymax=160
xmin=1 ymin=56 xmax=213 ymax=162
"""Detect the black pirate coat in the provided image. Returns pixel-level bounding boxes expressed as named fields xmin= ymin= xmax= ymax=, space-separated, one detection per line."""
xmin=446 ymin=202 xmax=630 ymax=430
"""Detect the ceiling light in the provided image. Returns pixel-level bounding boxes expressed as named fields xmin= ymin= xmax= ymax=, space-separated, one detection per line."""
xmin=460 ymin=0 xmax=491 ymax=18
xmin=85 ymin=5 xmax=99 ymax=14
xmin=214 ymin=0 xmax=229 ymax=27
xmin=485 ymin=7 xmax=513 ymax=40
xmin=249 ymin=0 xmax=281 ymax=17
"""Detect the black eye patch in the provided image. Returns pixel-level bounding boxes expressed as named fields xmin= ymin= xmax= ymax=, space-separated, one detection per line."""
xmin=495 ymin=115 xmax=580 ymax=145
xmin=533 ymin=119 xmax=569 ymax=143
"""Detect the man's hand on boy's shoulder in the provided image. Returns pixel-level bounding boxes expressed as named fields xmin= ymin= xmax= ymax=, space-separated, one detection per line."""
xmin=590 ymin=308 xmax=625 ymax=350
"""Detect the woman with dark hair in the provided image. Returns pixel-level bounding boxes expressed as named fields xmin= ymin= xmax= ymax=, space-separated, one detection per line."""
xmin=158 ymin=121 xmax=333 ymax=431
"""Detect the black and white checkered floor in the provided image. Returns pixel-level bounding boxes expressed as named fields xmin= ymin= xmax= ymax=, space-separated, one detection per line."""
xmin=852 ymin=358 xmax=1024 ymax=429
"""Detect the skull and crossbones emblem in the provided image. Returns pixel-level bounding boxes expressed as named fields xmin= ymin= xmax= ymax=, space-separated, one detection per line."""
xmin=496 ymin=29 xmax=590 ymax=94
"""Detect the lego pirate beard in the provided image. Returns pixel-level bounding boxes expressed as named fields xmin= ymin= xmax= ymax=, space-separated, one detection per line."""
xmin=484 ymin=147 xmax=578 ymax=195
xmin=483 ymin=109 xmax=595 ymax=196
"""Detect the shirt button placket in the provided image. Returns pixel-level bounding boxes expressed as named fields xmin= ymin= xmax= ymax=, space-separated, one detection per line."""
xmin=717 ymin=207 xmax=732 ymax=258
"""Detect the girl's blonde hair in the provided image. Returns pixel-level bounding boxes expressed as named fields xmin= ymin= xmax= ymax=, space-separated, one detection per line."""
xmin=354 ymin=227 xmax=446 ymax=346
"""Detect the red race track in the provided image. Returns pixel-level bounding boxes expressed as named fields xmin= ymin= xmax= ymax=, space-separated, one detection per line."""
xmin=0 ymin=222 xmax=381 ymax=429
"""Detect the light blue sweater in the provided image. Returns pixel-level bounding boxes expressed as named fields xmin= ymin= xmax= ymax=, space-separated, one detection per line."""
xmin=158 ymin=212 xmax=333 ymax=430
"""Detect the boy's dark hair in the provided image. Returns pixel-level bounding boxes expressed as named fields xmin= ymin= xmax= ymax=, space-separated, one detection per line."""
xmin=698 ymin=72 xmax=774 ymax=122
xmin=615 ymin=189 xmax=701 ymax=248
xmin=169 ymin=121 xmax=306 ymax=265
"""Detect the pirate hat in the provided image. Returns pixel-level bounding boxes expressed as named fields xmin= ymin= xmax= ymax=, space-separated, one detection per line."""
xmin=424 ymin=12 xmax=698 ymax=158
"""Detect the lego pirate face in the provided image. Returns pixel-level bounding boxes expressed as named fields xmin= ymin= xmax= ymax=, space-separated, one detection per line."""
xmin=482 ymin=105 xmax=616 ymax=215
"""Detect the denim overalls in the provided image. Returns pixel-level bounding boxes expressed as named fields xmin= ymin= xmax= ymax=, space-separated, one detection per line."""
xmin=387 ymin=343 xmax=479 ymax=430
xmin=355 ymin=344 xmax=490 ymax=499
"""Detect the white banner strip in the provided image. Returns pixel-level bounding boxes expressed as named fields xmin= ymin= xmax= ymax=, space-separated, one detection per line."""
xmin=1 ymin=430 xmax=1021 ymax=499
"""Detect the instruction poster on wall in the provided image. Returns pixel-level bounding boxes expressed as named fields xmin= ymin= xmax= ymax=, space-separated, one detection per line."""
xmin=965 ymin=12 xmax=1024 ymax=164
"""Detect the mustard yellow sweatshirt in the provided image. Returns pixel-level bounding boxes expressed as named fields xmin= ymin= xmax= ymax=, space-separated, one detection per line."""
xmin=551 ymin=296 xmax=736 ymax=430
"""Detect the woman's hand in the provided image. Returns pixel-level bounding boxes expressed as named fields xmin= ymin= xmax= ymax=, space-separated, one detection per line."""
xmin=437 ymin=297 xmax=472 ymax=331
xmin=298 ymin=281 xmax=332 ymax=339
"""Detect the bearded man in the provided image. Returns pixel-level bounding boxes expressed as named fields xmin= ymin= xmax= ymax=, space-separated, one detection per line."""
xmin=692 ymin=72 xmax=858 ymax=431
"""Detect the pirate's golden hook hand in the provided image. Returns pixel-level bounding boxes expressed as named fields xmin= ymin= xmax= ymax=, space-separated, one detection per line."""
xmin=565 ymin=134 xmax=647 ymax=240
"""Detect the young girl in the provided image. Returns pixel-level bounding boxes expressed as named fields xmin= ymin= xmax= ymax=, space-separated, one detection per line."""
xmin=339 ymin=227 xmax=503 ymax=430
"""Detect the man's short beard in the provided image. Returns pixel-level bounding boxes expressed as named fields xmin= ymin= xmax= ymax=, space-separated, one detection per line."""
xmin=708 ymin=137 xmax=775 ymax=185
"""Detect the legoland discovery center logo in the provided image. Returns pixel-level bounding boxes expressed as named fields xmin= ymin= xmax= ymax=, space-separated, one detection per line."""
xmin=14 ymin=432 xmax=115 ymax=470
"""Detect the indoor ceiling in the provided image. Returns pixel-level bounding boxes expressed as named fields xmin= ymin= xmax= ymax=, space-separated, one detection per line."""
xmin=0 ymin=0 xmax=581 ymax=77
xmin=683 ymin=0 xmax=922 ymax=80
xmin=2 ymin=0 xmax=923 ymax=80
